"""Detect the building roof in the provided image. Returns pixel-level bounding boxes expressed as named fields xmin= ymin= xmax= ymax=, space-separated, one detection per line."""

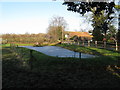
xmin=68 ymin=32 xmax=93 ymax=37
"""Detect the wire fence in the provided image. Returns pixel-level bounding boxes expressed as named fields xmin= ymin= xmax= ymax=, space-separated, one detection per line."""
xmin=10 ymin=43 xmax=36 ymax=70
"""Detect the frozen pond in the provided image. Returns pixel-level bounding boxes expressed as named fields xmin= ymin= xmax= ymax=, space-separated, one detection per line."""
xmin=19 ymin=46 xmax=96 ymax=58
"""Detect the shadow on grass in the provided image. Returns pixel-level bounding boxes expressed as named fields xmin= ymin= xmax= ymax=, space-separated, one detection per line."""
xmin=2 ymin=47 xmax=120 ymax=88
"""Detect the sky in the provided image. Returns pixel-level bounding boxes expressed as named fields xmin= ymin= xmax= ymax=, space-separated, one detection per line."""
xmin=0 ymin=0 xmax=119 ymax=34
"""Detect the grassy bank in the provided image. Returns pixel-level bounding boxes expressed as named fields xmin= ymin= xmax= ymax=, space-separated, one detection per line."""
xmin=56 ymin=44 xmax=120 ymax=57
xmin=2 ymin=46 xmax=120 ymax=88
xmin=1 ymin=43 xmax=34 ymax=48
xmin=1 ymin=42 xmax=57 ymax=47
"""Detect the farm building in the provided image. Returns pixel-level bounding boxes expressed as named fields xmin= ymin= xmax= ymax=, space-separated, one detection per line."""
xmin=65 ymin=31 xmax=93 ymax=41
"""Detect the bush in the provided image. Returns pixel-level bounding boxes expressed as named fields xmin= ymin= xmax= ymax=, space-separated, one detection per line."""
xmin=33 ymin=42 xmax=43 ymax=47
xmin=107 ymin=39 xmax=114 ymax=43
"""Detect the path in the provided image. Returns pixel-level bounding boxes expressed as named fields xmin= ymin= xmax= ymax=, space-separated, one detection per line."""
xmin=19 ymin=46 xmax=96 ymax=58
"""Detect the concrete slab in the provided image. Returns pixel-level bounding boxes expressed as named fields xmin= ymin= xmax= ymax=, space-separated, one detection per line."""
xmin=19 ymin=46 xmax=96 ymax=58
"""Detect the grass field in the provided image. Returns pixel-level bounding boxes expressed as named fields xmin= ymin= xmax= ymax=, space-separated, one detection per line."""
xmin=2 ymin=44 xmax=120 ymax=88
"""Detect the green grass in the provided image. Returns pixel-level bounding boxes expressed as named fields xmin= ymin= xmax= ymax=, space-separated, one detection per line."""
xmin=1 ymin=43 xmax=33 ymax=47
xmin=56 ymin=44 xmax=120 ymax=57
xmin=17 ymin=43 xmax=33 ymax=46
xmin=1 ymin=44 xmax=11 ymax=47
xmin=2 ymin=46 xmax=120 ymax=88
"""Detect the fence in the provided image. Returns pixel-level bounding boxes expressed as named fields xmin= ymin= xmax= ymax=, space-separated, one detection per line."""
xmin=10 ymin=43 xmax=36 ymax=70
xmin=63 ymin=40 xmax=120 ymax=51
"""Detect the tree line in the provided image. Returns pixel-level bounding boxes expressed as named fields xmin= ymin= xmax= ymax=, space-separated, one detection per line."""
xmin=2 ymin=33 xmax=47 ymax=44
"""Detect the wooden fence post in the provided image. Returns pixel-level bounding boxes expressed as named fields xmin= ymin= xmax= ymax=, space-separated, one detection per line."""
xmin=74 ymin=52 xmax=76 ymax=58
xmin=82 ymin=40 xmax=84 ymax=46
xmin=95 ymin=41 xmax=97 ymax=47
xmin=79 ymin=52 xmax=81 ymax=59
xmin=104 ymin=41 xmax=106 ymax=48
xmin=29 ymin=50 xmax=33 ymax=70
xmin=88 ymin=41 xmax=90 ymax=47
xmin=115 ymin=41 xmax=118 ymax=51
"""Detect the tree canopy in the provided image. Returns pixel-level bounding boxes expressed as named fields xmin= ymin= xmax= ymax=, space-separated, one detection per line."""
xmin=63 ymin=1 xmax=117 ymax=41
xmin=63 ymin=1 xmax=115 ymax=16
xmin=47 ymin=16 xmax=67 ymax=42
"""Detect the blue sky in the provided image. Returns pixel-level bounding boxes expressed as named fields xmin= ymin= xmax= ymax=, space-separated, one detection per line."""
xmin=0 ymin=0 xmax=119 ymax=34
xmin=1 ymin=2 xmax=72 ymax=21
xmin=0 ymin=1 xmax=93 ymax=34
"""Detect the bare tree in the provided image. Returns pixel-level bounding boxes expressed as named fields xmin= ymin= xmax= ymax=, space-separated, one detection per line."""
xmin=47 ymin=16 xmax=67 ymax=42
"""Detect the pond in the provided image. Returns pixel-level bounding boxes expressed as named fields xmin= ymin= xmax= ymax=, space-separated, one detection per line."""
xmin=19 ymin=46 xmax=96 ymax=58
